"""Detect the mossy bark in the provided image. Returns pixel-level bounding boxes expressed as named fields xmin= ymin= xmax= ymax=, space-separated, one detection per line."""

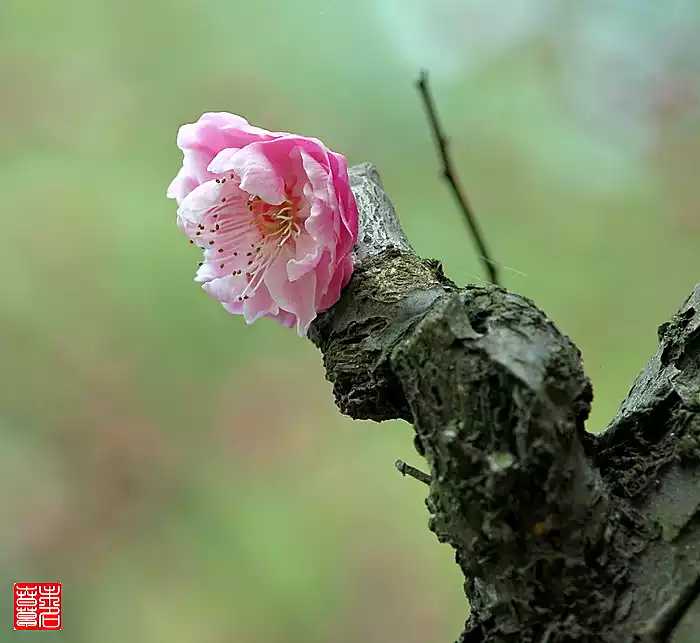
xmin=309 ymin=164 xmax=700 ymax=643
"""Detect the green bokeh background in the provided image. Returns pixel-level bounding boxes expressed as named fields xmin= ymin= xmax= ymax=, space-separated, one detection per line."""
xmin=2 ymin=1 xmax=699 ymax=641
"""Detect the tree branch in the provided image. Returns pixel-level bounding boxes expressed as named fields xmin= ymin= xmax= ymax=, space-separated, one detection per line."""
xmin=309 ymin=164 xmax=700 ymax=643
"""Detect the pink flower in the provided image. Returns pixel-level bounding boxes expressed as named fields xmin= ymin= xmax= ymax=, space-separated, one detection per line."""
xmin=167 ymin=113 xmax=358 ymax=335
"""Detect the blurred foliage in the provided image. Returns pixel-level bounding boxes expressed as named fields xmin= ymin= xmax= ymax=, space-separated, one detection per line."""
xmin=1 ymin=1 xmax=699 ymax=641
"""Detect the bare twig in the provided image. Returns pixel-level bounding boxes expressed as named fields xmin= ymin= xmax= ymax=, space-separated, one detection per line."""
xmin=416 ymin=70 xmax=500 ymax=285
xmin=395 ymin=459 xmax=431 ymax=485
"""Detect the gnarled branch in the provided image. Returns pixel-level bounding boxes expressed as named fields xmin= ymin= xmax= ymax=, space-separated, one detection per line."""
xmin=309 ymin=164 xmax=700 ymax=643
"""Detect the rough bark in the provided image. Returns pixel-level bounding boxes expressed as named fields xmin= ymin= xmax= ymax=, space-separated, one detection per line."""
xmin=308 ymin=163 xmax=700 ymax=643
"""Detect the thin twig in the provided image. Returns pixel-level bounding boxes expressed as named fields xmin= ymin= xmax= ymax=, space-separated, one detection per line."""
xmin=395 ymin=459 xmax=431 ymax=485
xmin=416 ymin=70 xmax=500 ymax=286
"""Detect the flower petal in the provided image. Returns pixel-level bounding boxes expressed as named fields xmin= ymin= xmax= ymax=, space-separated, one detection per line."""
xmin=243 ymin=286 xmax=280 ymax=324
xmin=287 ymin=232 xmax=321 ymax=282
xmin=318 ymin=254 xmax=354 ymax=311
xmin=217 ymin=143 xmax=286 ymax=205
xmin=264 ymin=251 xmax=318 ymax=335
xmin=202 ymin=274 xmax=240 ymax=302
xmin=177 ymin=180 xmax=222 ymax=225
xmin=177 ymin=112 xmax=277 ymax=155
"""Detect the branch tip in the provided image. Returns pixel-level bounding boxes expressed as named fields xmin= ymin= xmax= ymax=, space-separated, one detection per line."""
xmin=395 ymin=459 xmax=431 ymax=485
xmin=415 ymin=70 xmax=500 ymax=286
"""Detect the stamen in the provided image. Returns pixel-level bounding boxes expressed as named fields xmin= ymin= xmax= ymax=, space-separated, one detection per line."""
xmin=193 ymin=192 xmax=303 ymax=300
